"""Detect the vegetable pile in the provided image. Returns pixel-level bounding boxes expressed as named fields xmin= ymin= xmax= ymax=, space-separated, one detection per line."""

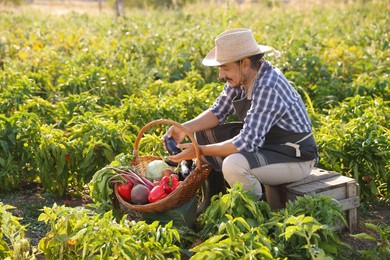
xmin=148 ymin=170 xmax=180 ymax=203
xmin=89 ymin=159 xmax=191 ymax=211
xmin=126 ymin=159 xmax=184 ymax=204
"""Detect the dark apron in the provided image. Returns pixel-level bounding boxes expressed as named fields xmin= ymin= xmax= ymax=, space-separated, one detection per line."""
xmin=196 ymin=96 xmax=318 ymax=171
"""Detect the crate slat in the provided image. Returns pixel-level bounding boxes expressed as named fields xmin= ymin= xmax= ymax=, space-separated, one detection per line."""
xmin=277 ymin=168 xmax=360 ymax=232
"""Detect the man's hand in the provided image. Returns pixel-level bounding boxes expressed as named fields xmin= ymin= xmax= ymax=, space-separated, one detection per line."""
xmin=162 ymin=125 xmax=186 ymax=153
xmin=167 ymin=143 xmax=196 ymax=163
xmin=165 ymin=126 xmax=186 ymax=143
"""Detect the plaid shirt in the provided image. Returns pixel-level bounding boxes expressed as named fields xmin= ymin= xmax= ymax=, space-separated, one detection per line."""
xmin=210 ymin=60 xmax=313 ymax=152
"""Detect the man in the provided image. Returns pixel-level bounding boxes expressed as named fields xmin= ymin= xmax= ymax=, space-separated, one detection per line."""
xmin=165 ymin=28 xmax=318 ymax=207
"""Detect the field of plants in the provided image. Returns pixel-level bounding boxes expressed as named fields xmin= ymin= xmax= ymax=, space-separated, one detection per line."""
xmin=0 ymin=0 xmax=389 ymax=259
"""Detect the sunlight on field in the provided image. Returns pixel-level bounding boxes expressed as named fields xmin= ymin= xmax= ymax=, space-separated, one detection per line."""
xmin=0 ymin=0 xmax=113 ymax=15
xmin=2 ymin=0 xmax=384 ymax=16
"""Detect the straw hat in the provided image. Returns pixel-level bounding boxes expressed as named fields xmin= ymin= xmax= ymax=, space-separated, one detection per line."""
xmin=202 ymin=28 xmax=278 ymax=66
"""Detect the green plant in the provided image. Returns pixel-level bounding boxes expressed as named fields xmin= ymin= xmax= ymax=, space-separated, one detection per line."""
xmin=0 ymin=203 xmax=36 ymax=259
xmin=315 ymin=96 xmax=390 ymax=202
xmin=0 ymin=112 xmax=41 ymax=192
xmin=284 ymin=195 xmax=347 ymax=228
xmin=191 ymin=215 xmax=274 ymax=259
xmin=269 ymin=195 xmax=351 ymax=259
xmin=0 ymin=115 xmax=21 ymax=191
xmin=280 ymin=214 xmax=332 ymax=259
xmin=35 ymin=125 xmax=70 ymax=197
xmin=195 ymin=184 xmax=350 ymax=259
xmin=193 ymin=184 xmax=276 ymax=259
xmin=88 ymin=153 xmax=135 ymax=216
xmin=37 ymin=204 xmax=181 ymax=259
xmin=1 ymin=2 xmax=388 ymax=204
xmin=66 ymin=114 xmax=138 ymax=190
xmin=199 ymin=182 xmax=273 ymax=236
xmin=350 ymin=223 xmax=390 ymax=259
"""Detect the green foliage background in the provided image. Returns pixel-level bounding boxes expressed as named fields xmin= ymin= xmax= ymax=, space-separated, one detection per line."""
xmin=0 ymin=1 xmax=389 ymax=202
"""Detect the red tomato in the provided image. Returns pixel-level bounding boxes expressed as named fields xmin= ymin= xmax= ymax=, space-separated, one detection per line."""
xmin=148 ymin=185 xmax=168 ymax=203
xmin=117 ymin=182 xmax=134 ymax=202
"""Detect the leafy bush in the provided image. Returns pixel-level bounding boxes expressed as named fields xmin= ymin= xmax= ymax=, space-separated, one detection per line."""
xmin=0 ymin=112 xmax=41 ymax=191
xmin=0 ymin=203 xmax=35 ymax=260
xmin=0 ymin=1 xmax=388 ymax=204
xmin=191 ymin=215 xmax=274 ymax=259
xmin=283 ymin=195 xmax=347 ymax=228
xmin=315 ymin=96 xmax=390 ymax=202
xmin=37 ymin=204 xmax=181 ymax=259
xmin=199 ymin=182 xmax=272 ymax=236
xmin=194 ymin=183 xmax=350 ymax=259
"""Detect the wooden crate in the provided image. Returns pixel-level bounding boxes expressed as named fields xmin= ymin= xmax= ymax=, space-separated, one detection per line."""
xmin=285 ymin=168 xmax=360 ymax=232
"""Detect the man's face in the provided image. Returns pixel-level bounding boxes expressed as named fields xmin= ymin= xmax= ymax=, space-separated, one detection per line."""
xmin=218 ymin=62 xmax=241 ymax=88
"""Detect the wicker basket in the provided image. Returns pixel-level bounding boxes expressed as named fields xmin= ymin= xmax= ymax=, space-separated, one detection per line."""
xmin=114 ymin=119 xmax=212 ymax=213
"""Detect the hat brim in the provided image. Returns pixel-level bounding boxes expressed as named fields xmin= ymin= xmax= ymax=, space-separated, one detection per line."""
xmin=202 ymin=44 xmax=274 ymax=66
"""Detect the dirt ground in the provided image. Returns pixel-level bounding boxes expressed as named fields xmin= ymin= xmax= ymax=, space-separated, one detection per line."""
xmin=339 ymin=202 xmax=389 ymax=257
xmin=1 ymin=183 xmax=389 ymax=258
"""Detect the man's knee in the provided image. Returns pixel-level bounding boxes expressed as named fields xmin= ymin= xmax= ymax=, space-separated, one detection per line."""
xmin=222 ymin=153 xmax=247 ymax=181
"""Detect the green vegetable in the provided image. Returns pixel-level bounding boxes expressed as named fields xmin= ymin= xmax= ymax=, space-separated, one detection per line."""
xmin=144 ymin=160 xmax=170 ymax=181
xmin=88 ymin=167 xmax=117 ymax=214
xmin=89 ymin=163 xmax=154 ymax=216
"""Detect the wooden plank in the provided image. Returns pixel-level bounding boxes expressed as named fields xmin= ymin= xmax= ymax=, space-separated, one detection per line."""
xmin=321 ymin=175 xmax=356 ymax=186
xmin=287 ymin=182 xmax=329 ymax=195
xmin=286 ymin=168 xmax=340 ymax=188
xmin=338 ymin=197 xmax=360 ymax=211
xmin=347 ymin=181 xmax=357 ymax=197
xmin=287 ymin=180 xmax=343 ymax=195
xmin=346 ymin=182 xmax=359 ymax=232
xmin=315 ymin=186 xmax=347 ymax=200
xmin=286 ymin=175 xmax=356 ymax=196
xmin=286 ymin=186 xmax=346 ymax=200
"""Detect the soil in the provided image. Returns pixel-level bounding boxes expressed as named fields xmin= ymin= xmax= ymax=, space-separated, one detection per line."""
xmin=0 ymin=184 xmax=94 ymax=247
xmin=339 ymin=203 xmax=390 ymax=258
xmin=1 ymin=183 xmax=389 ymax=258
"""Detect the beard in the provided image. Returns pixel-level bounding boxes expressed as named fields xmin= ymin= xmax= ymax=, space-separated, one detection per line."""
xmin=224 ymin=78 xmax=241 ymax=88
xmin=230 ymin=82 xmax=241 ymax=88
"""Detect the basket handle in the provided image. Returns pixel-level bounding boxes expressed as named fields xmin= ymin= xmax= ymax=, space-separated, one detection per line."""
xmin=133 ymin=119 xmax=202 ymax=171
